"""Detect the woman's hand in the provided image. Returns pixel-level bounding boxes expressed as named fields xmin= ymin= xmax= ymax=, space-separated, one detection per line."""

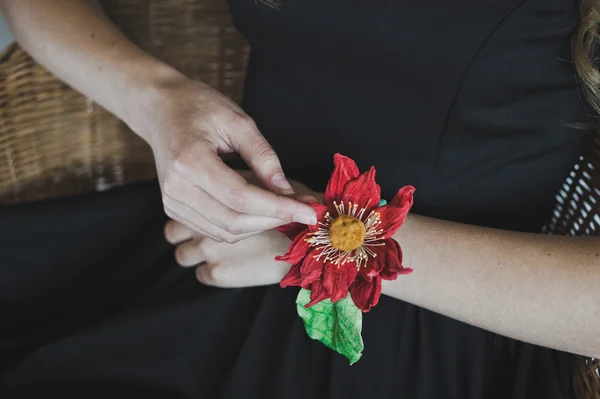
xmin=136 ymin=76 xmax=317 ymax=243
xmin=164 ymin=221 xmax=293 ymax=288
xmin=0 ymin=0 xmax=316 ymax=243
xmin=163 ymin=170 xmax=319 ymax=287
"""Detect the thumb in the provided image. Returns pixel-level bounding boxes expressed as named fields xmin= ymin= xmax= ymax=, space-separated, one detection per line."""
xmin=235 ymin=126 xmax=296 ymax=195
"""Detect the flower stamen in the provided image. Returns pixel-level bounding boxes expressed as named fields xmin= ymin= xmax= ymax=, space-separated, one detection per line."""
xmin=329 ymin=215 xmax=366 ymax=251
xmin=306 ymin=200 xmax=385 ymax=270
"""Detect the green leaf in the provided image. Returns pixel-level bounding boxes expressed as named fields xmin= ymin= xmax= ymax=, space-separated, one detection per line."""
xmin=295 ymin=288 xmax=364 ymax=365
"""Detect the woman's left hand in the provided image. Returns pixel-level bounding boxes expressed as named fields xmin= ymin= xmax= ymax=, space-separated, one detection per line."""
xmin=164 ymin=212 xmax=294 ymax=288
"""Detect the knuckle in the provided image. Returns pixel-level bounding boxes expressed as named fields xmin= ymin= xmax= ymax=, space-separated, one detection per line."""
xmin=222 ymin=234 xmax=239 ymax=244
xmin=254 ymin=141 xmax=277 ymax=166
xmin=209 ymin=231 xmax=226 ymax=243
xmin=197 ymin=241 xmax=218 ymax=265
xmin=163 ymin=205 xmax=177 ymax=219
xmin=193 ymin=238 xmax=206 ymax=253
xmin=224 ymin=187 xmax=248 ymax=212
xmin=174 ymin=245 xmax=190 ymax=266
xmin=221 ymin=221 xmax=244 ymax=236
xmin=199 ymin=264 xmax=222 ymax=285
xmin=171 ymin=153 xmax=191 ymax=176
xmin=230 ymin=110 xmax=253 ymax=127
xmin=194 ymin=239 xmax=212 ymax=259
xmin=161 ymin=174 xmax=179 ymax=199
xmin=171 ymin=145 xmax=200 ymax=176
xmin=208 ymin=264 xmax=228 ymax=284
xmin=163 ymin=221 xmax=177 ymax=243
xmin=162 ymin=195 xmax=176 ymax=211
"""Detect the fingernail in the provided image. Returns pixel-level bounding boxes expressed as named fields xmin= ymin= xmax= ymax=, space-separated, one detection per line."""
xmin=293 ymin=213 xmax=318 ymax=225
xmin=271 ymin=173 xmax=295 ymax=194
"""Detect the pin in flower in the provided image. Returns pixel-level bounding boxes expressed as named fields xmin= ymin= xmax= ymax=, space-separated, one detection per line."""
xmin=275 ymin=154 xmax=415 ymax=363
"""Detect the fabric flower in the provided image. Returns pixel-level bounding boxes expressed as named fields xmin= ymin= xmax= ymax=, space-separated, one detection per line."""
xmin=276 ymin=153 xmax=415 ymax=312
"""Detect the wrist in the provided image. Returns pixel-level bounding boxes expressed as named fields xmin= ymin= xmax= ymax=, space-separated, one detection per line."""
xmin=382 ymin=213 xmax=419 ymax=298
xmin=120 ymin=60 xmax=187 ymax=143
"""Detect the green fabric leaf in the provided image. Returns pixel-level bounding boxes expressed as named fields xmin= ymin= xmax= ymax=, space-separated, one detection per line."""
xmin=296 ymin=288 xmax=364 ymax=365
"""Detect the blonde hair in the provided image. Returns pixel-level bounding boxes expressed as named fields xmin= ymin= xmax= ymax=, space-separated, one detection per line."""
xmin=575 ymin=0 xmax=600 ymax=116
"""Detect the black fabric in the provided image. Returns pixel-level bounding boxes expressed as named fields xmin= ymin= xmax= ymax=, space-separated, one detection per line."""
xmin=0 ymin=0 xmax=587 ymax=397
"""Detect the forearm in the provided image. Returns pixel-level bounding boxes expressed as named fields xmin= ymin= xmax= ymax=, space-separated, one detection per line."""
xmin=384 ymin=213 xmax=600 ymax=357
xmin=0 ymin=0 xmax=181 ymax=139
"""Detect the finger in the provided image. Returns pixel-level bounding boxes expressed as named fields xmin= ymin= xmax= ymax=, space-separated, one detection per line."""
xmin=164 ymin=219 xmax=198 ymax=245
xmin=230 ymin=122 xmax=296 ymax=196
xmin=164 ymin=206 xmax=223 ymax=242
xmin=195 ymin=262 xmax=239 ymax=288
xmin=236 ymin=170 xmax=318 ymax=204
xmin=195 ymin=258 xmax=290 ymax=288
xmin=186 ymin=149 xmax=317 ymax=225
xmin=195 ymin=263 xmax=221 ymax=286
xmin=294 ymin=194 xmax=319 ymax=204
xmin=172 ymin=183 xmax=288 ymax=235
xmin=174 ymin=238 xmax=209 ymax=267
xmin=164 ymin=196 xmax=259 ymax=243
xmin=164 ymin=171 xmax=285 ymax=236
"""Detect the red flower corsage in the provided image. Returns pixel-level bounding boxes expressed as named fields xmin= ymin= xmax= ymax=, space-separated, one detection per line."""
xmin=275 ymin=154 xmax=415 ymax=363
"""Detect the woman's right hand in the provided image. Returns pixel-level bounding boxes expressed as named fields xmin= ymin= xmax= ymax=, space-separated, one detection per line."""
xmin=1 ymin=1 xmax=316 ymax=242
xmin=134 ymin=75 xmax=317 ymax=243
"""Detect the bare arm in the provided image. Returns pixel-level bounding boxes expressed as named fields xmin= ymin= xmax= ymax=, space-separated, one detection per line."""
xmin=0 ymin=0 xmax=175 ymax=137
xmin=163 ymin=182 xmax=599 ymax=355
xmin=0 ymin=0 xmax=317 ymax=240
xmin=384 ymin=213 xmax=600 ymax=357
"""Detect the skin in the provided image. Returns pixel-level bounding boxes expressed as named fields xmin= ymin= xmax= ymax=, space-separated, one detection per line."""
xmin=0 ymin=0 xmax=317 ymax=243
xmin=165 ymin=180 xmax=600 ymax=359
xmin=2 ymin=0 xmax=598 ymax=359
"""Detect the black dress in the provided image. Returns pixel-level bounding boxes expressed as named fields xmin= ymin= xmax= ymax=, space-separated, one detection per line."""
xmin=0 ymin=0 xmax=587 ymax=397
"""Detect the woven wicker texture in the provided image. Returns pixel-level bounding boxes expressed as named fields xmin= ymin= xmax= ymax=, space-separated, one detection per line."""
xmin=0 ymin=0 xmax=598 ymax=396
xmin=0 ymin=0 xmax=249 ymax=204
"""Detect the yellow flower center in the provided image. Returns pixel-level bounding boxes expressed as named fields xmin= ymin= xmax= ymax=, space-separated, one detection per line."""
xmin=328 ymin=215 xmax=366 ymax=252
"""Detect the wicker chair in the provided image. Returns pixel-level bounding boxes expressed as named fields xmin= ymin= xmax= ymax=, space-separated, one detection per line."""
xmin=0 ymin=0 xmax=598 ymax=396
xmin=0 ymin=0 xmax=249 ymax=204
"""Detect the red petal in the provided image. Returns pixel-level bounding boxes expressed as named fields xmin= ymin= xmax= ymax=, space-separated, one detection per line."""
xmin=379 ymin=239 xmax=413 ymax=280
xmin=279 ymin=253 xmax=326 ymax=290
xmin=306 ymin=279 xmax=331 ymax=308
xmin=280 ymin=263 xmax=303 ymax=288
xmin=323 ymin=262 xmax=359 ymax=303
xmin=358 ymin=244 xmax=387 ymax=281
xmin=275 ymin=231 xmax=310 ymax=265
xmin=299 ymin=252 xmax=325 ymax=287
xmin=340 ymin=167 xmax=381 ymax=214
xmin=276 ymin=222 xmax=306 ymax=241
xmin=390 ymin=185 xmax=416 ymax=208
xmin=324 ymin=154 xmax=360 ymax=208
xmin=350 ymin=277 xmax=382 ymax=312
xmin=378 ymin=186 xmax=415 ymax=238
